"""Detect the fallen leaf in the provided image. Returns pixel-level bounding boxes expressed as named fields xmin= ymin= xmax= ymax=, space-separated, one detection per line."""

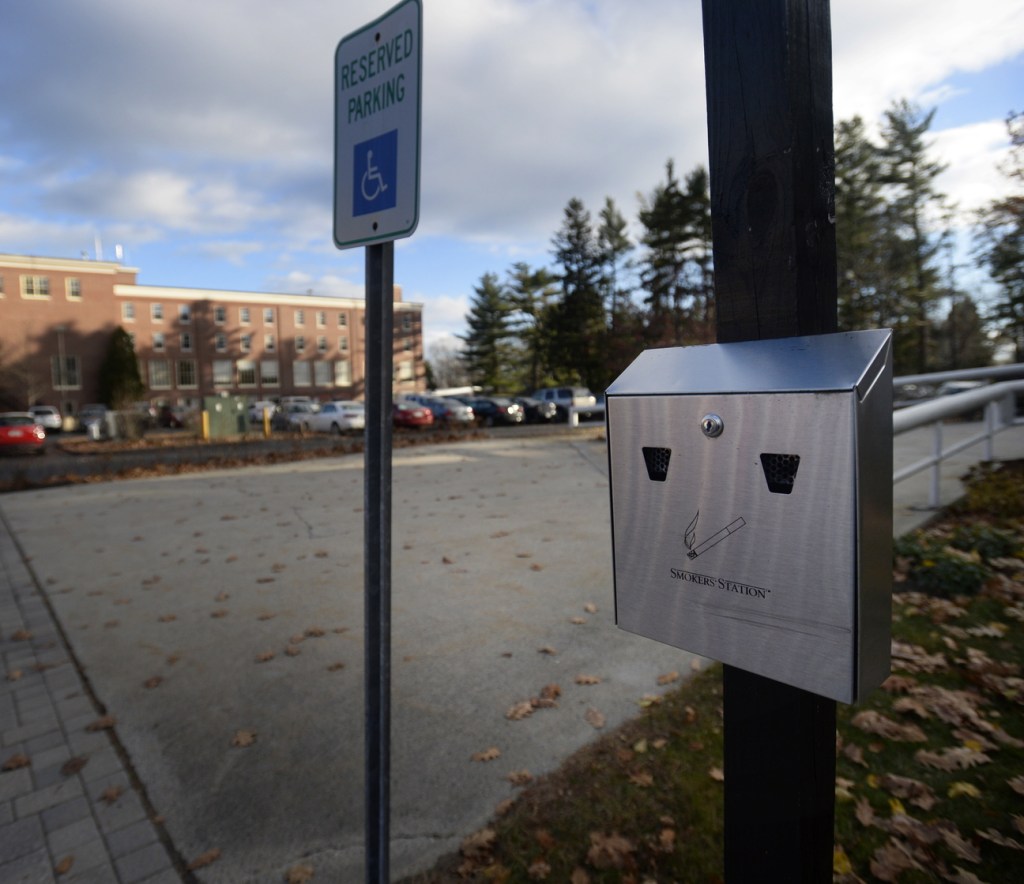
xmin=255 ymin=651 xmax=276 ymax=663
xmin=305 ymin=627 xmax=326 ymax=638
xmin=586 ymin=831 xmax=635 ymax=870
xmin=215 ymin=591 xmax=231 ymax=601
xmin=61 ymin=757 xmax=88 ymax=776
xmin=570 ymin=869 xmax=591 ymax=884
xmin=506 ymin=701 xmax=534 ymax=721
xmin=629 ymin=771 xmax=654 ymax=788
xmin=187 ymin=848 xmax=222 ymax=871
xmin=851 ymin=710 xmax=927 ymax=742
xmin=527 ymin=859 xmax=551 ymax=880
xmin=507 ymin=769 xmax=534 ymax=786
xmin=976 ymin=827 xmax=1023 ymax=849
xmin=659 ymin=828 xmax=676 ymax=852
xmin=54 ymin=856 xmax=74 ymax=875
xmin=231 ymin=730 xmax=257 ymax=748
xmin=99 ymin=785 xmax=123 ymax=804
xmin=539 ymin=683 xmax=561 ymax=701
xmin=284 ymin=864 xmax=311 ymax=884
xmin=708 ymin=766 xmax=725 ymax=782
xmin=494 ymin=798 xmax=515 ymax=817
xmin=6 ymin=669 xmax=23 ymax=682
xmin=915 ymin=747 xmax=990 ymax=771
xmin=471 ymin=747 xmax=501 ymax=762
xmin=327 ymin=662 xmax=346 ymax=672
xmin=534 ymin=829 xmax=556 ymax=851
xmin=538 ymin=646 xmax=558 ymax=656
xmin=569 ymin=616 xmax=587 ymax=625
xmin=869 ymin=838 xmax=924 ymax=881
xmin=1008 ymin=775 xmax=1024 ymax=795
xmin=10 ymin=629 xmax=32 ymax=641
xmin=584 ymin=708 xmax=605 ymax=729
xmin=143 ymin=676 xmax=163 ymax=689
xmin=657 ymin=671 xmax=680 ymax=686
xmin=877 ymin=774 xmax=937 ymax=811
xmin=690 ymin=658 xmax=703 ymax=672
xmin=941 ymin=827 xmax=982 ymax=863
xmin=2 ymin=753 xmax=30 ymax=771
xmin=833 ymin=845 xmax=852 ymax=876
xmin=85 ymin=715 xmax=116 ymax=732
xmin=948 ymin=781 xmax=982 ymax=799
xmin=157 ymin=614 xmax=177 ymax=623
xmin=210 ymin=609 xmax=229 ymax=619
xmin=583 ymin=603 xmax=597 ymax=614
xmin=461 ymin=828 xmax=496 ymax=859
xmin=575 ymin=674 xmax=601 ymax=685
xmin=530 ymin=563 xmax=544 ymax=571
xmin=285 ymin=646 xmax=302 ymax=657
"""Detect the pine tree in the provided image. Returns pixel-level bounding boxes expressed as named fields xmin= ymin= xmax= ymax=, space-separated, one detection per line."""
xmin=505 ymin=262 xmax=558 ymax=393
xmin=549 ymin=198 xmax=607 ymax=389
xmin=878 ymin=100 xmax=951 ymax=373
xmin=835 ymin=116 xmax=887 ymax=331
xmin=976 ymin=111 xmax=1024 ymax=360
xmin=458 ymin=273 xmax=515 ymax=391
xmin=98 ymin=326 xmax=145 ymax=410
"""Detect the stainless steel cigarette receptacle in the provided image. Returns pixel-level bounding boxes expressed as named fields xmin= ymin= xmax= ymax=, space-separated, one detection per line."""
xmin=605 ymin=329 xmax=893 ymax=704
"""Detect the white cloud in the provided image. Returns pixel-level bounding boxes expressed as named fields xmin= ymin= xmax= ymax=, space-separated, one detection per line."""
xmin=932 ymin=120 xmax=1013 ymax=218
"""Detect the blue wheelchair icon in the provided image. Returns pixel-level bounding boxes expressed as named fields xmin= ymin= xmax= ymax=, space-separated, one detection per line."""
xmin=353 ymin=130 xmax=398 ymax=217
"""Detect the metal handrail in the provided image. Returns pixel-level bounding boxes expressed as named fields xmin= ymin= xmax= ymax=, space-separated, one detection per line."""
xmin=893 ymin=378 xmax=1024 ymax=507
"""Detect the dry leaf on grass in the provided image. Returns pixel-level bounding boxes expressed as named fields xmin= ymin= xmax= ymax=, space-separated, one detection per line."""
xmin=471 ymin=747 xmax=501 ymax=762
xmin=976 ymin=827 xmax=1024 ymax=850
xmin=461 ymin=828 xmax=497 ymax=859
xmin=1009 ymin=775 xmax=1024 ymax=795
xmin=570 ymin=868 xmax=591 ymax=884
xmin=586 ymin=831 xmax=635 ymax=870
xmin=187 ymin=848 xmax=222 ymax=871
xmin=527 ymin=859 xmax=552 ymax=880
xmin=657 ymin=671 xmax=680 ymax=686
xmin=708 ymin=766 xmax=725 ymax=782
xmin=629 ymin=771 xmax=654 ymax=788
xmin=877 ymin=774 xmax=937 ymax=810
xmin=914 ymin=747 xmax=990 ymax=771
xmin=851 ymin=710 xmax=927 ymax=742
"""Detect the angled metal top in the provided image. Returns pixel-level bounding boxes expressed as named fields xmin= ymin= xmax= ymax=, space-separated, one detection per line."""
xmin=605 ymin=329 xmax=891 ymax=398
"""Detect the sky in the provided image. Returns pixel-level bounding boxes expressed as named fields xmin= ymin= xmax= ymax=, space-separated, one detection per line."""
xmin=2 ymin=0 xmax=1022 ymax=356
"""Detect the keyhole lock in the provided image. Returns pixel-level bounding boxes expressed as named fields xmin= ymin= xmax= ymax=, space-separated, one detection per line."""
xmin=701 ymin=413 xmax=724 ymax=438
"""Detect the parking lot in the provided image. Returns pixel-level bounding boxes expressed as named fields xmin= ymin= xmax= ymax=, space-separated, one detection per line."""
xmin=1 ymin=433 xmax=693 ymax=882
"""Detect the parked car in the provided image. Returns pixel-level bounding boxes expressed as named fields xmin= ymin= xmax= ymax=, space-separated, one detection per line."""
xmin=393 ymin=401 xmax=434 ymax=429
xmin=280 ymin=395 xmax=320 ymax=413
xmin=513 ymin=396 xmax=557 ymax=423
xmin=0 ymin=413 xmax=46 ymax=455
xmin=469 ymin=397 xmax=525 ymax=427
xmin=530 ymin=386 xmax=597 ymax=421
xmin=78 ymin=404 xmax=109 ymax=432
xmin=29 ymin=405 xmax=62 ymax=432
xmin=401 ymin=394 xmax=474 ymax=425
xmin=272 ymin=401 xmax=318 ymax=432
xmin=158 ymin=404 xmax=185 ymax=429
xmin=308 ymin=401 xmax=366 ymax=435
xmin=248 ymin=400 xmax=279 ymax=423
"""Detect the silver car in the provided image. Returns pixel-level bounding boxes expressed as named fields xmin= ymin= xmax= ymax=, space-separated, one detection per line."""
xmin=29 ymin=405 xmax=62 ymax=432
xmin=308 ymin=401 xmax=366 ymax=435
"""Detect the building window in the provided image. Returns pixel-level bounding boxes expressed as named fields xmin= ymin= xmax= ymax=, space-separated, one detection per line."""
xmin=153 ymin=332 xmax=165 ymax=352
xmin=21 ymin=275 xmax=51 ymax=298
xmin=316 ymin=335 xmax=328 ymax=353
xmin=152 ymin=303 xmax=164 ymax=321
xmin=215 ymin=332 xmax=227 ymax=352
xmin=404 ymin=337 xmax=412 ymax=352
xmin=214 ymin=305 xmax=226 ymax=324
xmin=177 ymin=360 xmax=197 ymax=389
xmin=316 ymin=310 xmax=327 ymax=328
xmin=240 ymin=307 xmax=251 ymax=324
xmin=181 ymin=332 xmax=193 ymax=353
xmin=51 ymin=355 xmax=81 ymax=390
xmin=66 ymin=278 xmax=82 ymax=300
xmin=335 ymin=360 xmax=352 ymax=386
xmin=313 ymin=361 xmax=332 ymax=387
xmin=293 ymin=361 xmax=311 ymax=387
xmin=179 ymin=304 xmax=191 ymax=323
xmin=123 ymin=302 xmax=136 ymax=321
xmin=295 ymin=335 xmax=306 ymax=354
xmin=237 ymin=360 xmax=257 ymax=387
xmin=149 ymin=360 xmax=171 ymax=389
xmin=339 ymin=335 xmax=349 ymax=352
xmin=260 ymin=361 xmax=280 ymax=386
xmin=213 ymin=360 xmax=232 ymax=386
xmin=397 ymin=361 xmax=414 ymax=381
xmin=265 ymin=334 xmax=276 ymax=353
xmin=402 ymin=313 xmax=413 ymax=333
xmin=338 ymin=312 xmax=348 ymax=328
xmin=295 ymin=309 xmax=305 ymax=326
xmin=240 ymin=334 xmax=252 ymax=353
xmin=0 ymin=275 xmax=5 ymax=297
xmin=263 ymin=307 xmax=274 ymax=325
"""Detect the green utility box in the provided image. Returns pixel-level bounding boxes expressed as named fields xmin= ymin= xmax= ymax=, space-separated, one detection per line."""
xmin=203 ymin=395 xmax=247 ymax=439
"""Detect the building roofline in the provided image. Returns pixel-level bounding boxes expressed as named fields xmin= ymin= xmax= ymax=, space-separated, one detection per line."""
xmin=0 ymin=253 xmax=138 ymax=275
xmin=114 ymin=283 xmax=420 ymax=310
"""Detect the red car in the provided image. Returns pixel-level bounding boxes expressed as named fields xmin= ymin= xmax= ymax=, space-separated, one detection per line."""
xmin=0 ymin=412 xmax=47 ymax=455
xmin=392 ymin=401 xmax=434 ymax=429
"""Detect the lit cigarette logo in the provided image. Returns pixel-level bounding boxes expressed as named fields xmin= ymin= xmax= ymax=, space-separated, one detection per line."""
xmin=685 ymin=513 xmax=746 ymax=559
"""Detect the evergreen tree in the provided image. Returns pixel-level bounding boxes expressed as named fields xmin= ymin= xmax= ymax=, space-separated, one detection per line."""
xmin=976 ymin=111 xmax=1024 ymax=360
xmin=597 ymin=197 xmax=634 ymax=321
xmin=549 ymin=198 xmax=608 ymax=389
xmin=98 ymin=326 xmax=145 ymax=409
xmin=936 ymin=294 xmax=993 ymax=370
xmin=835 ymin=115 xmax=888 ymax=331
xmin=505 ymin=262 xmax=558 ymax=393
xmin=458 ymin=273 xmax=515 ymax=391
xmin=878 ymin=100 xmax=951 ymax=373
xmin=637 ymin=161 xmax=714 ymax=346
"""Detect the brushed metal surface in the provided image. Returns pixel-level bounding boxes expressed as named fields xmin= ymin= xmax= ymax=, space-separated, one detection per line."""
xmin=606 ymin=330 xmax=893 ymax=704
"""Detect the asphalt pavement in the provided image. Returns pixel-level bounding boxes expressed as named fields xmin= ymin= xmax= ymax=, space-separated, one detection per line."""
xmin=1 ymin=421 xmax=1022 ymax=882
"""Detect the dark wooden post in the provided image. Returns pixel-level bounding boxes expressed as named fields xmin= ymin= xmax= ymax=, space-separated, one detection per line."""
xmin=701 ymin=1 xmax=838 ymax=881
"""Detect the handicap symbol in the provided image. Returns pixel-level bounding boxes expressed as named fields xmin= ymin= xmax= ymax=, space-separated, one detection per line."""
xmin=361 ymin=150 xmax=388 ymax=203
xmin=353 ymin=130 xmax=398 ymax=217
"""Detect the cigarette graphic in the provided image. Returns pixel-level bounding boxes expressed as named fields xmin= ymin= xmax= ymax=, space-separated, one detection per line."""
xmin=686 ymin=517 xmax=746 ymax=559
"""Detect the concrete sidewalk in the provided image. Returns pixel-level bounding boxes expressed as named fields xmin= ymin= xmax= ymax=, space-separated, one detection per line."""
xmin=1 ymin=424 xmax=1022 ymax=882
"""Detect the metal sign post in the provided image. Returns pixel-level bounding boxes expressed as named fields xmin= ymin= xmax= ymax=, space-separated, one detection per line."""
xmin=334 ymin=2 xmax=421 ymax=881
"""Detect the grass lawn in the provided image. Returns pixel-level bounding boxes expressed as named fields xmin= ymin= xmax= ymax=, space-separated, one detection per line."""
xmin=403 ymin=461 xmax=1024 ymax=883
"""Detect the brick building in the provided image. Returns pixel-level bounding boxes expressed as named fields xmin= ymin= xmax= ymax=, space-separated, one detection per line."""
xmin=0 ymin=253 xmax=425 ymax=416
